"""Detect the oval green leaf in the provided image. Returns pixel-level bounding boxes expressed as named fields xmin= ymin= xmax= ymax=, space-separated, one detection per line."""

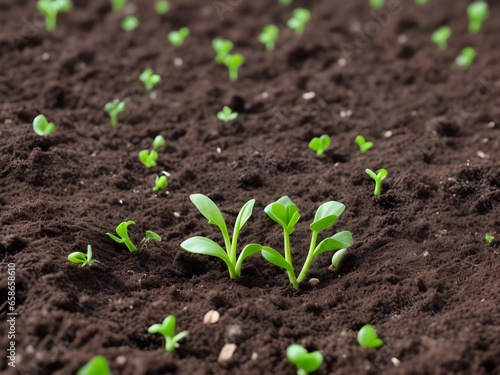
xmin=313 ymin=231 xmax=353 ymax=257
xmin=310 ymin=201 xmax=345 ymax=232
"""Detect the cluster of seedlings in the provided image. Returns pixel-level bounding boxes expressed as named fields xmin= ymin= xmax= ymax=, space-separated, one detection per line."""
xmin=26 ymin=0 xmax=495 ymax=373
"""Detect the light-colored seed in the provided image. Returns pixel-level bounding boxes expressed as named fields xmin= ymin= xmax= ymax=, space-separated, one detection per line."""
xmin=217 ymin=147 xmax=222 ymax=154
xmin=261 ymin=91 xmax=269 ymax=99
xmin=203 ymin=310 xmax=220 ymax=324
xmin=477 ymin=151 xmax=486 ymax=159
xmin=174 ymin=57 xmax=183 ymax=67
xmin=116 ymin=356 xmax=127 ymax=365
xmin=338 ymin=58 xmax=347 ymax=67
xmin=391 ymin=357 xmax=401 ymax=367
xmin=42 ymin=52 xmax=50 ymax=60
xmin=218 ymin=343 xmax=237 ymax=363
xmin=383 ymin=130 xmax=393 ymax=138
xmin=309 ymin=278 xmax=320 ymax=286
xmin=302 ymin=92 xmax=316 ymax=100
xmin=173 ymin=212 xmax=181 ymax=218
xmin=251 ymin=352 xmax=258 ymax=360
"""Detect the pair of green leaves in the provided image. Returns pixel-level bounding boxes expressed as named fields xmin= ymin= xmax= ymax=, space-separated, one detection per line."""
xmin=259 ymin=25 xmax=279 ymax=51
xmin=217 ymin=106 xmax=238 ymax=122
xmin=357 ymin=324 xmax=384 ymax=348
xmin=148 ymin=315 xmax=188 ymax=352
xmin=106 ymin=221 xmax=161 ymax=253
xmin=68 ymin=245 xmax=95 ymax=267
xmin=139 ymin=150 xmax=158 ymax=168
xmin=180 ymin=194 xmax=261 ymax=279
xmin=309 ymin=135 xmax=330 ymax=156
xmin=365 ymin=168 xmax=387 ymax=197
xmin=287 ymin=8 xmax=311 ymax=35
xmin=140 ymin=68 xmax=161 ymax=91
xmin=33 ymin=114 xmax=56 ymax=136
xmin=211 ymin=38 xmax=244 ymax=81
xmin=104 ymin=101 xmax=126 ymax=127
xmin=37 ymin=0 xmax=72 ymax=31
xmin=286 ymin=344 xmax=323 ymax=375
xmin=168 ymin=27 xmax=190 ymax=47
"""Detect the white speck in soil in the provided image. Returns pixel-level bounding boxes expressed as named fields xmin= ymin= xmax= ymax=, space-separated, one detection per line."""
xmin=487 ymin=121 xmax=495 ymax=128
xmin=391 ymin=357 xmax=401 ymax=367
xmin=217 ymin=147 xmax=222 ymax=153
xmin=309 ymin=278 xmax=320 ymax=286
xmin=174 ymin=57 xmax=183 ymax=67
xmin=116 ymin=356 xmax=127 ymax=365
xmin=338 ymin=58 xmax=347 ymax=67
xmin=173 ymin=212 xmax=181 ymax=218
xmin=383 ymin=130 xmax=393 ymax=138
xmin=397 ymin=34 xmax=407 ymax=44
xmin=303 ymin=92 xmax=316 ymax=100
xmin=150 ymin=91 xmax=158 ymax=100
xmin=476 ymin=151 xmax=486 ymax=159
xmin=41 ymin=52 xmax=50 ymax=60
xmin=218 ymin=343 xmax=237 ymax=363
xmin=261 ymin=91 xmax=269 ymax=99
xmin=251 ymin=352 xmax=258 ymax=360
xmin=203 ymin=310 xmax=220 ymax=324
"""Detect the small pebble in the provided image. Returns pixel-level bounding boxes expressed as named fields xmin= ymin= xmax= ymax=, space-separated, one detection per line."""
xmin=261 ymin=91 xmax=269 ymax=99
xmin=476 ymin=151 xmax=486 ymax=159
xmin=303 ymin=92 xmax=316 ymax=100
xmin=338 ymin=58 xmax=347 ymax=67
xmin=116 ymin=356 xmax=127 ymax=365
xmin=422 ymin=251 xmax=430 ymax=257
xmin=482 ymin=138 xmax=489 ymax=143
xmin=397 ymin=34 xmax=407 ymax=44
xmin=251 ymin=352 xmax=258 ymax=360
xmin=309 ymin=278 xmax=320 ymax=286
xmin=383 ymin=130 xmax=393 ymax=138
xmin=487 ymin=122 xmax=495 ymax=128
xmin=216 ymin=147 xmax=222 ymax=154
xmin=174 ymin=57 xmax=183 ymax=67
xmin=161 ymin=171 xmax=171 ymax=177
xmin=218 ymin=343 xmax=237 ymax=363
xmin=203 ymin=310 xmax=220 ymax=324
xmin=41 ymin=52 xmax=50 ymax=60
xmin=4 ymin=119 xmax=12 ymax=125
xmin=150 ymin=91 xmax=158 ymax=100
xmin=119 ymin=199 xmax=124 ymax=204
xmin=391 ymin=357 xmax=401 ymax=367
xmin=173 ymin=212 xmax=181 ymax=218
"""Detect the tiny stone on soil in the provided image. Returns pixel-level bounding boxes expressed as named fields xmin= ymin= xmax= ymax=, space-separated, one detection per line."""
xmin=218 ymin=343 xmax=237 ymax=363
xmin=487 ymin=122 xmax=495 ymax=128
xmin=338 ymin=58 xmax=347 ymax=66
xmin=383 ymin=130 xmax=393 ymax=138
xmin=309 ymin=278 xmax=320 ymax=286
xmin=217 ymin=147 xmax=222 ymax=153
xmin=422 ymin=251 xmax=430 ymax=257
xmin=251 ymin=352 xmax=258 ymax=360
xmin=391 ymin=357 xmax=401 ymax=367
xmin=4 ymin=119 xmax=12 ymax=125
xmin=203 ymin=310 xmax=220 ymax=324
xmin=227 ymin=324 xmax=242 ymax=339
xmin=476 ymin=151 xmax=486 ymax=159
xmin=482 ymin=138 xmax=489 ymax=143
xmin=173 ymin=212 xmax=181 ymax=218
xmin=41 ymin=52 xmax=50 ymax=60
xmin=397 ymin=34 xmax=407 ymax=44
xmin=150 ymin=91 xmax=158 ymax=100
xmin=303 ymin=92 xmax=316 ymax=100
xmin=116 ymin=356 xmax=127 ymax=365
xmin=261 ymin=91 xmax=269 ymax=99
xmin=174 ymin=57 xmax=183 ymax=67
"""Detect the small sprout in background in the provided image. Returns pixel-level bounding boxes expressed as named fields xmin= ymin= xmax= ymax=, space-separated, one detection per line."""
xmin=357 ymin=324 xmax=384 ymax=348
xmin=331 ymin=248 xmax=347 ymax=268
xmin=148 ymin=315 xmax=188 ymax=352
xmin=33 ymin=114 xmax=56 ymax=136
xmin=68 ymin=245 xmax=95 ymax=267
xmin=287 ymin=8 xmax=311 ymax=35
xmin=139 ymin=68 xmax=161 ymax=91
xmin=485 ymin=234 xmax=494 ymax=244
xmin=121 ymin=15 xmax=139 ymax=31
xmin=455 ymin=47 xmax=476 ymax=68
xmin=153 ymin=174 xmax=168 ymax=192
xmin=431 ymin=26 xmax=452 ymax=50
xmin=104 ymin=101 xmax=126 ymax=127
xmin=37 ymin=0 xmax=73 ymax=31
xmin=309 ymin=135 xmax=330 ymax=156
xmin=259 ymin=25 xmax=279 ymax=51
xmin=155 ymin=0 xmax=169 ymax=14
xmin=168 ymin=27 xmax=190 ymax=47
xmin=143 ymin=230 xmax=162 ymax=243
xmin=223 ymin=53 xmax=244 ymax=82
xmin=111 ymin=0 xmax=126 ymax=12
xmin=181 ymin=194 xmax=262 ymax=279
xmin=365 ymin=168 xmax=387 ymax=197
xmin=139 ymin=150 xmax=158 ymax=168
xmin=279 ymin=0 xmax=293 ymax=4
xmin=355 ymin=135 xmax=374 ymax=153
xmin=416 ymin=0 xmax=428 ymax=4
xmin=217 ymin=106 xmax=238 ymax=122
xmin=467 ymin=1 xmax=489 ymax=34
xmin=106 ymin=220 xmax=137 ymax=253
xmin=77 ymin=356 xmax=111 ymax=375
xmin=286 ymin=344 xmax=323 ymax=375
xmin=212 ymin=38 xmax=234 ymax=63
xmin=152 ymin=135 xmax=166 ymax=149
xmin=369 ymin=0 xmax=385 ymax=10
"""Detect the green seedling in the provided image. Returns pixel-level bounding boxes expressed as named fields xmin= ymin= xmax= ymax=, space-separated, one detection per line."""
xmin=68 ymin=245 xmax=95 ymax=267
xmin=357 ymin=324 xmax=384 ymax=348
xmin=106 ymin=220 xmax=137 ymax=252
xmin=121 ymin=15 xmax=139 ymax=31
xmin=180 ymin=194 xmax=262 ymax=279
xmin=455 ymin=47 xmax=476 ymax=67
xmin=331 ymin=248 xmax=347 ymax=268
xmin=33 ymin=114 xmax=56 ymax=136
xmin=467 ymin=1 xmax=489 ymax=34
xmin=431 ymin=26 xmax=452 ymax=50
xmin=104 ymin=101 xmax=126 ymax=127
xmin=286 ymin=344 xmax=323 ymax=375
xmin=155 ymin=0 xmax=169 ymax=14
xmin=287 ymin=8 xmax=311 ymax=35
xmin=37 ymin=0 xmax=73 ymax=31
xmin=168 ymin=27 xmax=190 ymax=47
xmin=111 ymin=0 xmax=126 ymax=12
xmin=143 ymin=230 xmax=162 ymax=243
xmin=259 ymin=25 xmax=279 ymax=51
xmin=355 ymin=135 xmax=374 ymax=153
xmin=77 ymin=356 xmax=111 ymax=375
xmin=309 ymin=135 xmax=330 ymax=156
xmin=217 ymin=106 xmax=238 ymax=122
xmin=485 ymin=234 xmax=494 ymax=244
xmin=365 ymin=168 xmax=387 ymax=197
xmin=212 ymin=38 xmax=234 ymax=63
xmin=152 ymin=135 xmax=166 ymax=149
xmin=262 ymin=196 xmax=353 ymax=289
xmin=223 ymin=53 xmax=244 ymax=82
xmin=416 ymin=0 xmax=428 ymax=4
xmin=139 ymin=150 xmax=158 ymax=168
xmin=139 ymin=68 xmax=161 ymax=91
xmin=148 ymin=315 xmax=188 ymax=352
xmin=152 ymin=175 xmax=168 ymax=192
xmin=369 ymin=0 xmax=384 ymax=10
xmin=279 ymin=0 xmax=293 ymax=4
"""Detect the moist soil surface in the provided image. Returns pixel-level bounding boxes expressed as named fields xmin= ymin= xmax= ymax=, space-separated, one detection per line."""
xmin=1 ymin=0 xmax=499 ymax=374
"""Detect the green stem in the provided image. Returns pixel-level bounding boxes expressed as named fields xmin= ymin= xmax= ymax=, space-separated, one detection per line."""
xmin=284 ymin=229 xmax=298 ymax=289
xmin=110 ymin=113 xmax=118 ymax=127
xmin=230 ymin=229 xmax=238 ymax=265
xmin=46 ymin=14 xmax=57 ymax=31
xmin=226 ymin=260 xmax=237 ymax=280
xmin=124 ymin=239 xmax=137 ymax=253
xmin=374 ymin=180 xmax=382 ymax=197
xmin=229 ymin=68 xmax=238 ymax=82
xmin=297 ymin=231 xmax=318 ymax=283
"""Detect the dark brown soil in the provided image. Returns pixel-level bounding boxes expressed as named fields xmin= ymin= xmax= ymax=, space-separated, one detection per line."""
xmin=1 ymin=0 xmax=499 ymax=374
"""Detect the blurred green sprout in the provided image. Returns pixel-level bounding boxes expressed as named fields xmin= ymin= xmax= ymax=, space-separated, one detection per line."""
xmin=355 ymin=135 xmax=374 ymax=153
xmin=485 ymin=234 xmax=494 ymax=244
xmin=152 ymin=135 xmax=166 ymax=149
xmin=139 ymin=150 xmax=158 ymax=168
xmin=153 ymin=174 xmax=168 ymax=192
xmin=455 ymin=47 xmax=476 ymax=67
xmin=168 ymin=27 xmax=190 ymax=47
xmin=33 ymin=114 xmax=56 ymax=136
xmin=140 ymin=68 xmax=161 ymax=91
xmin=77 ymin=356 xmax=111 ymax=375
xmin=104 ymin=101 xmax=126 ymax=127
xmin=357 ymin=324 xmax=384 ymax=348
xmin=213 ymin=38 xmax=234 ymax=63
xmin=121 ymin=15 xmax=139 ymax=31
xmin=432 ymin=26 xmax=451 ymax=50
xmin=111 ymin=0 xmax=126 ymax=12
xmin=467 ymin=1 xmax=489 ymax=34
xmin=259 ymin=25 xmax=279 ymax=51
xmin=37 ymin=0 xmax=73 ymax=31
xmin=286 ymin=344 xmax=323 ymax=375
xmin=143 ymin=230 xmax=162 ymax=243
xmin=217 ymin=106 xmax=238 ymax=122
xmin=223 ymin=53 xmax=244 ymax=82
xmin=287 ymin=8 xmax=311 ymax=35
xmin=155 ymin=0 xmax=169 ymax=14
xmin=309 ymin=135 xmax=330 ymax=156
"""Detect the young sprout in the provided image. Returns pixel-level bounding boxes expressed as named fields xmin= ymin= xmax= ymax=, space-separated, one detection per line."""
xmin=455 ymin=47 xmax=476 ymax=67
xmin=357 ymin=324 xmax=384 ymax=348
xmin=309 ymin=135 xmax=330 ymax=156
xmin=262 ymin=196 xmax=353 ymax=289
xmin=77 ymin=356 xmax=111 ymax=375
xmin=431 ymin=26 xmax=452 ymax=50
xmin=355 ymin=135 xmax=374 ymax=153
xmin=106 ymin=220 xmax=137 ymax=252
xmin=259 ymin=25 xmax=279 ymax=51
xmin=365 ymin=168 xmax=387 ymax=197
xmin=331 ymin=248 xmax=347 ymax=268
xmin=286 ymin=344 xmax=323 ymax=375
xmin=369 ymin=0 xmax=385 ymax=10
xmin=37 ymin=0 xmax=73 ymax=31
xmin=104 ymin=101 xmax=126 ymax=127
xmin=217 ymin=106 xmax=238 ymax=122
xmin=467 ymin=1 xmax=489 ymax=34
xmin=416 ymin=0 xmax=428 ymax=4
xmin=139 ymin=150 xmax=158 ymax=168
xmin=148 ymin=315 xmax=188 ymax=352
xmin=139 ymin=68 xmax=161 ymax=91
xmin=111 ymin=0 xmax=126 ymax=12
xmin=279 ymin=0 xmax=293 ymax=4
xmin=152 ymin=135 xmax=166 ymax=149
xmin=485 ymin=234 xmax=494 ymax=244
xmin=287 ymin=8 xmax=311 ymax=35
xmin=143 ymin=230 xmax=162 ymax=243
xmin=168 ymin=27 xmax=190 ymax=47
xmin=155 ymin=0 xmax=169 ymax=14
xmin=68 ymin=245 xmax=95 ymax=267
xmin=212 ymin=38 xmax=234 ymax=63
xmin=181 ymin=194 xmax=262 ymax=279
xmin=33 ymin=114 xmax=56 ymax=136
xmin=121 ymin=15 xmax=139 ymax=31
xmin=223 ymin=53 xmax=244 ymax=82
xmin=152 ymin=175 xmax=168 ymax=192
